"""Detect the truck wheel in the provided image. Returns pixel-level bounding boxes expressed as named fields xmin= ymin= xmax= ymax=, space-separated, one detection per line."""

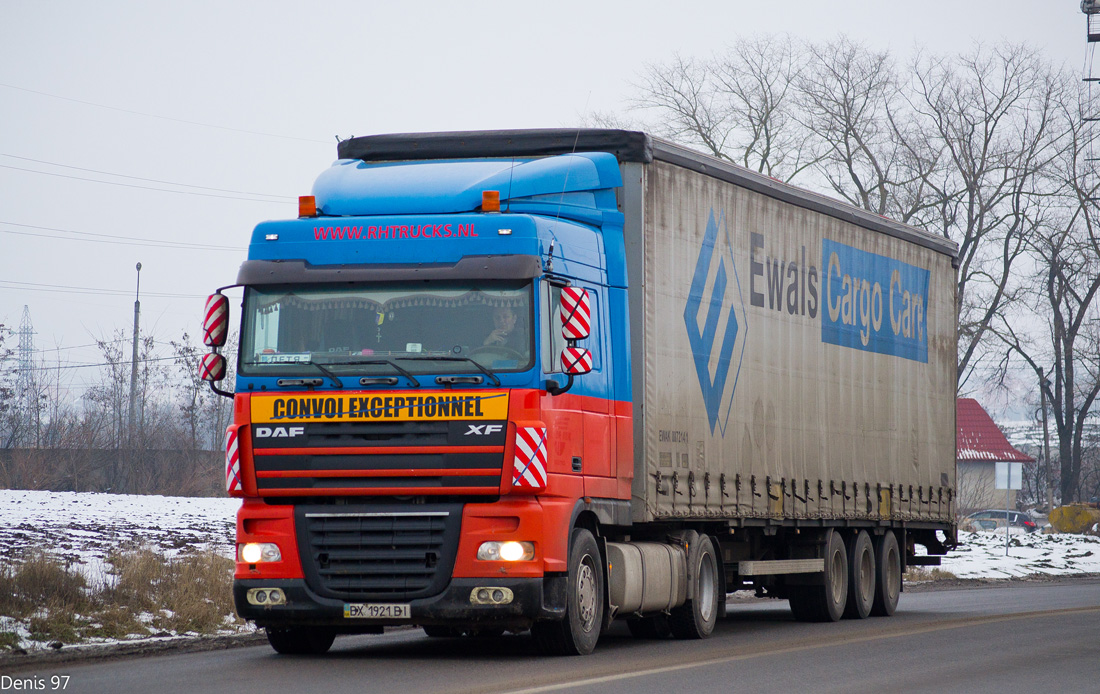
xmin=531 ymin=527 xmax=604 ymax=655
xmin=669 ymin=534 xmax=720 ymax=639
xmin=843 ymin=530 xmax=875 ymax=619
xmin=265 ymin=626 xmax=336 ymax=655
xmin=627 ymin=613 xmax=672 ymax=639
xmin=871 ymin=530 xmax=901 ymax=616
xmin=788 ymin=529 xmax=847 ymax=622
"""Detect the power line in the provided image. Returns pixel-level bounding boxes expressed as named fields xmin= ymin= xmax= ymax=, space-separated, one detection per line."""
xmin=0 ymin=81 xmax=331 ymax=145
xmin=0 ymin=279 xmax=204 ymax=299
xmin=32 ymin=354 xmax=186 ymax=372
xmin=0 ymin=163 xmax=291 ymax=203
xmin=32 ymin=341 xmax=123 ymax=354
xmin=0 ymin=220 xmax=243 ymax=251
xmin=0 ymin=153 xmax=294 ymax=200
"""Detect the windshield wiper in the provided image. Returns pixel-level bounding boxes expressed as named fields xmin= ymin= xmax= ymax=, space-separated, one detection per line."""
xmin=241 ymin=360 xmax=343 ymax=389
xmin=303 ymin=361 xmax=344 ymax=388
xmin=321 ymin=359 xmax=421 ymax=387
xmin=396 ymin=356 xmax=501 ymax=387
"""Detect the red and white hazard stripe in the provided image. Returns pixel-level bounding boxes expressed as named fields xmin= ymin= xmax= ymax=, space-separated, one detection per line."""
xmin=203 ymin=294 xmax=229 ymax=347
xmin=512 ymin=426 xmax=547 ymax=490
xmin=560 ymin=347 xmax=593 ymax=374
xmin=225 ymin=428 xmax=242 ymax=495
xmin=560 ymin=287 xmax=591 ymax=340
xmin=199 ymin=352 xmax=226 ymax=381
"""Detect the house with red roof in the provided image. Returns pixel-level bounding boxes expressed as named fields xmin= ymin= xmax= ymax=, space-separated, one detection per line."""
xmin=956 ymin=398 xmax=1035 ymax=514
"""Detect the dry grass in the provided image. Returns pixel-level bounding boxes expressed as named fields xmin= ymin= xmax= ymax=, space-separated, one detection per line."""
xmin=904 ymin=566 xmax=958 ymax=581
xmin=0 ymin=550 xmax=89 ymax=618
xmin=0 ymin=546 xmax=241 ymax=650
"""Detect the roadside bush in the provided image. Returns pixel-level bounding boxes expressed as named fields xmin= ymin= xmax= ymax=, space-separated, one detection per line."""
xmin=0 ymin=550 xmax=88 ymax=618
xmin=1 ymin=547 xmax=241 ymax=650
xmin=904 ymin=567 xmax=957 ymax=581
xmin=158 ymin=551 xmax=237 ymax=633
xmin=105 ymin=547 xmax=164 ymax=611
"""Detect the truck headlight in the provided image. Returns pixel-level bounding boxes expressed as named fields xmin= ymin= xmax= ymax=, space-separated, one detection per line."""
xmin=238 ymin=542 xmax=282 ymax=563
xmin=477 ymin=541 xmax=534 ymax=561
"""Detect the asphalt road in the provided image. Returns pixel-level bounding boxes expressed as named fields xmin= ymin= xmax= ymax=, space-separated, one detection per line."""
xmin=9 ymin=579 xmax=1099 ymax=694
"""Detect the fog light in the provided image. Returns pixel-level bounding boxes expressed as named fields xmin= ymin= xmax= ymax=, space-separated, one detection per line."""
xmin=238 ymin=542 xmax=282 ymax=563
xmin=246 ymin=588 xmax=286 ymax=606
xmin=476 ymin=541 xmax=535 ymax=561
xmin=469 ymin=587 xmax=514 ymax=605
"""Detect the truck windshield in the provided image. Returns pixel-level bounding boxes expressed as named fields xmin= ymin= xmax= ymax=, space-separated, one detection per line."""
xmin=239 ymin=282 xmax=534 ymax=377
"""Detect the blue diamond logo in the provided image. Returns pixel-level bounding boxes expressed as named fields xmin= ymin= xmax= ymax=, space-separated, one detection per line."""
xmin=683 ymin=210 xmax=746 ymax=436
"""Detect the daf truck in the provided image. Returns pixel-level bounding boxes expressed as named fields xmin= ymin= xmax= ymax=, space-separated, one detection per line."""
xmin=199 ymin=129 xmax=958 ymax=655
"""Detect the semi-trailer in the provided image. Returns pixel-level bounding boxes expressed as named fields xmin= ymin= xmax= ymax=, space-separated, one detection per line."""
xmin=199 ymin=129 xmax=958 ymax=655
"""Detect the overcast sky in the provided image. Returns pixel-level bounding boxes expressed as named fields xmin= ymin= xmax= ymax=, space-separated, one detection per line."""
xmin=0 ymin=1 xmax=1089 ymax=398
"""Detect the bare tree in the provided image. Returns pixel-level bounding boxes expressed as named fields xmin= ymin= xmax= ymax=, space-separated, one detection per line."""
xmin=994 ymin=81 xmax=1100 ymax=503
xmin=796 ymin=37 xmax=915 ymax=217
xmin=710 ymin=35 xmax=817 ymax=180
xmin=912 ymin=44 xmax=1067 ymax=385
xmin=171 ymin=331 xmax=235 ymax=453
xmin=632 ymin=37 xmax=815 ymax=181
xmin=0 ymin=325 xmax=19 ymax=449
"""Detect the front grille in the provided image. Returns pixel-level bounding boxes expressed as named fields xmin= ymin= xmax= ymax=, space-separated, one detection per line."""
xmin=252 ymin=420 xmax=506 ymax=496
xmin=296 ymin=503 xmax=462 ymax=600
xmin=269 ymin=421 xmax=453 ymax=449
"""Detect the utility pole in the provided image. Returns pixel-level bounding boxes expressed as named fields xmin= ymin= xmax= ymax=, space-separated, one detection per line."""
xmin=127 ymin=262 xmax=141 ymax=446
xmin=1039 ymin=367 xmax=1053 ymax=514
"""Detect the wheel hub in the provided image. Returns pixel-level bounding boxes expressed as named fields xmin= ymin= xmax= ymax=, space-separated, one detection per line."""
xmin=577 ymin=557 xmax=597 ymax=631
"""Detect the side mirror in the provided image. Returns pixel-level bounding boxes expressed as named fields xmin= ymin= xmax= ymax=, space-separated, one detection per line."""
xmin=203 ymin=293 xmax=230 ymax=347
xmin=561 ymin=347 xmax=592 ymax=375
xmin=199 ymin=352 xmax=227 ymax=382
xmin=559 ymin=287 xmax=591 ymax=340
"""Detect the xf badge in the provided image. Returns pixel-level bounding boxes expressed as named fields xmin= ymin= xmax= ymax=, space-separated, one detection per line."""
xmin=464 ymin=424 xmax=504 ymax=436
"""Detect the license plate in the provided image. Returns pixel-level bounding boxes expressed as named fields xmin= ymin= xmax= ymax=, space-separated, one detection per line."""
xmin=343 ymin=603 xmax=410 ymax=619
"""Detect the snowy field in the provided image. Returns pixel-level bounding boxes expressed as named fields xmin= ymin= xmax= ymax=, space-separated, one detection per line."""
xmin=941 ymin=528 xmax=1100 ymax=578
xmin=0 ymin=489 xmax=238 ymax=584
xmin=3 ymin=489 xmax=1099 ymax=582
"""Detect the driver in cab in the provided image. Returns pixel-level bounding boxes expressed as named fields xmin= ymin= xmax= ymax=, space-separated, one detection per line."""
xmin=483 ymin=305 xmax=523 ymax=350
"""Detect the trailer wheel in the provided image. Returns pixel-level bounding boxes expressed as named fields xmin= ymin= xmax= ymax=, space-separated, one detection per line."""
xmin=265 ymin=626 xmax=336 ymax=655
xmin=788 ymin=529 xmax=847 ymax=622
xmin=531 ymin=527 xmax=604 ymax=655
xmin=843 ymin=530 xmax=875 ymax=619
xmin=626 ymin=614 xmax=672 ymax=639
xmin=669 ymin=534 xmax=720 ymax=639
xmin=871 ymin=530 xmax=901 ymax=616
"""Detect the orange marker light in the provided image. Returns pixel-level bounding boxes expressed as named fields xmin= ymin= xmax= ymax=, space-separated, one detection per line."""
xmin=299 ymin=195 xmax=317 ymax=218
xmin=482 ymin=190 xmax=500 ymax=213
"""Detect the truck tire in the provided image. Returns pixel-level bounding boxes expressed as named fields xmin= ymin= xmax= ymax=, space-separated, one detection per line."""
xmin=265 ymin=626 xmax=336 ymax=655
xmin=531 ymin=527 xmax=604 ymax=655
xmin=788 ymin=529 xmax=847 ymax=622
xmin=669 ymin=534 xmax=720 ymax=639
xmin=843 ymin=530 xmax=875 ymax=619
xmin=871 ymin=530 xmax=901 ymax=616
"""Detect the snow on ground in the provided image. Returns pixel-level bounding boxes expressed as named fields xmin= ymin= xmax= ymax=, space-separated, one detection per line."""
xmin=942 ymin=528 xmax=1100 ymax=579
xmin=3 ymin=489 xmax=1100 ymax=586
xmin=0 ymin=489 xmax=239 ymax=584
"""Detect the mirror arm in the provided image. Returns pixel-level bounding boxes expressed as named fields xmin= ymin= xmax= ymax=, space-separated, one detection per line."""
xmin=545 ymin=374 xmax=574 ymax=396
xmin=208 ymin=380 xmax=234 ymax=399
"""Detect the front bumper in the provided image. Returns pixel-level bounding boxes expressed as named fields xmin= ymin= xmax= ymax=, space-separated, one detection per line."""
xmin=236 ymin=576 xmax=566 ymax=632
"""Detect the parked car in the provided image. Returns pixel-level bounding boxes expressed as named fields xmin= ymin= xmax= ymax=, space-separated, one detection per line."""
xmin=962 ymin=510 xmax=1039 ymax=533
